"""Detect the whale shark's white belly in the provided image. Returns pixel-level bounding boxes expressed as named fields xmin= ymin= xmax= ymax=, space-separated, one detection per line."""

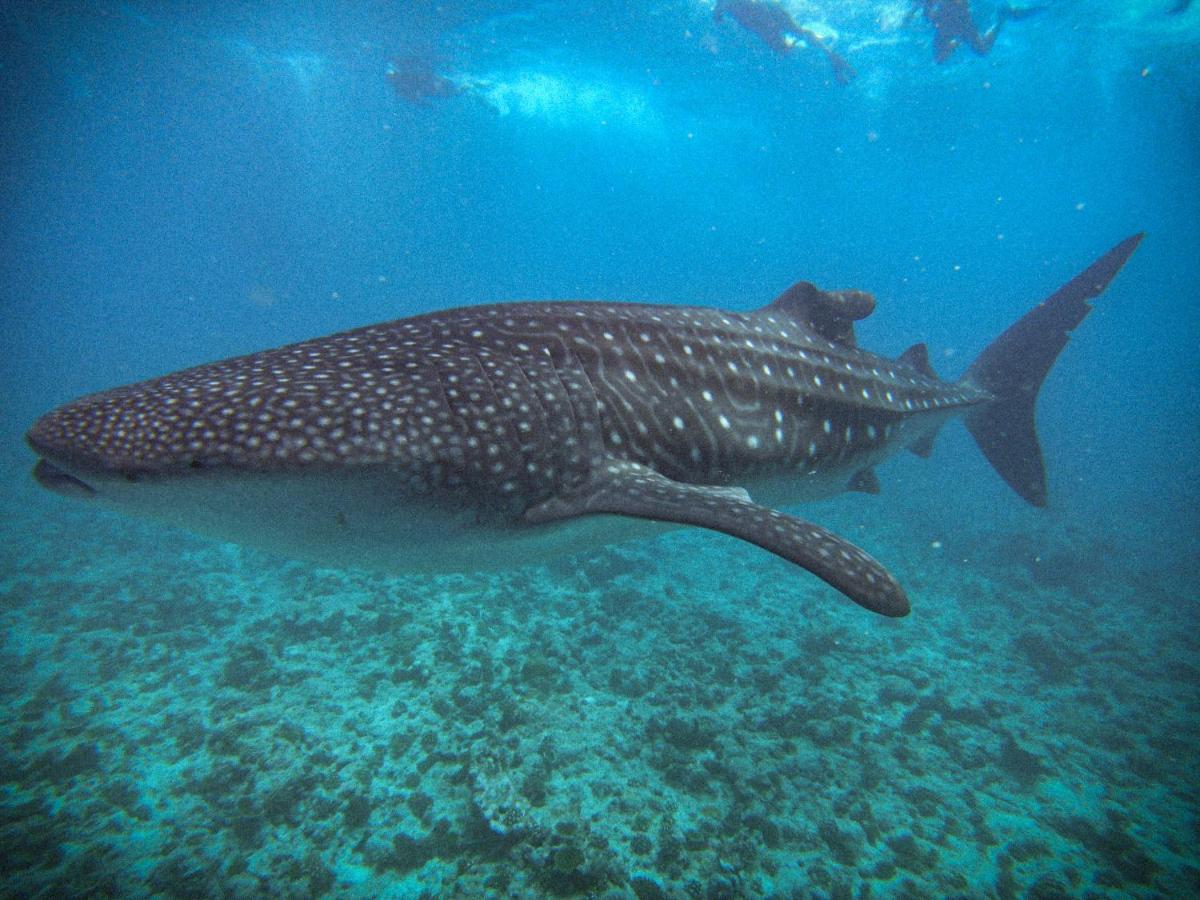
xmin=73 ymin=458 xmax=885 ymax=574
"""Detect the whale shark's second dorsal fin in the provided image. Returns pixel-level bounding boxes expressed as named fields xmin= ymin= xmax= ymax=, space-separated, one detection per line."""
xmin=897 ymin=342 xmax=938 ymax=380
xmin=762 ymin=281 xmax=876 ymax=348
xmin=896 ymin=344 xmax=943 ymax=457
xmin=524 ymin=459 xmax=909 ymax=617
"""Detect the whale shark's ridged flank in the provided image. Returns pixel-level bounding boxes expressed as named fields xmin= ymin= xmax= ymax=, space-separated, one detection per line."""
xmin=26 ymin=236 xmax=1143 ymax=617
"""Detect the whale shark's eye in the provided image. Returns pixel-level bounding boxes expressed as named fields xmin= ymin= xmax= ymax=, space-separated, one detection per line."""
xmin=123 ymin=472 xmax=141 ymax=483
xmin=188 ymin=459 xmax=204 ymax=470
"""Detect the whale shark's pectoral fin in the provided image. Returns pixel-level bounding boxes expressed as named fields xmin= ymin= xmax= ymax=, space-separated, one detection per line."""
xmin=525 ymin=462 xmax=909 ymax=617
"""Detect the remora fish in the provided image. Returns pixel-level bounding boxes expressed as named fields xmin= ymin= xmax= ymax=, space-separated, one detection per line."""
xmin=26 ymin=235 xmax=1143 ymax=616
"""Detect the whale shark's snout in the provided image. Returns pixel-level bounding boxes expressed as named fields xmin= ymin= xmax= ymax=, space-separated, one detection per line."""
xmin=25 ymin=383 xmax=214 ymax=497
xmin=25 ymin=389 xmax=160 ymax=484
xmin=26 ymin=402 xmax=110 ymax=498
xmin=28 ymin=402 xmax=109 ymax=472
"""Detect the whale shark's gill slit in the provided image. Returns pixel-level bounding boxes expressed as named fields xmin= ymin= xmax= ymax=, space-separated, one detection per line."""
xmin=456 ymin=348 xmax=524 ymax=495
xmin=510 ymin=350 xmax=563 ymax=498
xmin=552 ymin=345 xmax=609 ymax=493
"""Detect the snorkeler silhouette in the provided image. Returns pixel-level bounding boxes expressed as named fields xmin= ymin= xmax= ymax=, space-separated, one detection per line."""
xmin=714 ymin=0 xmax=856 ymax=85
xmin=908 ymin=0 xmax=1044 ymax=64
xmin=387 ymin=53 xmax=462 ymax=105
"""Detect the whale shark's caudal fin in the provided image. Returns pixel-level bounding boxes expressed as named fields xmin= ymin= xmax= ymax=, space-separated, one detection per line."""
xmin=962 ymin=233 xmax=1144 ymax=506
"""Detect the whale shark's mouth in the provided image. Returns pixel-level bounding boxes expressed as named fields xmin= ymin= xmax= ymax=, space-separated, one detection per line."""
xmin=32 ymin=459 xmax=97 ymax=499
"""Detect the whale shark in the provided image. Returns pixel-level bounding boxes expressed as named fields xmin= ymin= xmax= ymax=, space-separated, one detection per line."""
xmin=26 ymin=235 xmax=1143 ymax=617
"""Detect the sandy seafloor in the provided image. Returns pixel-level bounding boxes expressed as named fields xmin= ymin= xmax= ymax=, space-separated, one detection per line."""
xmin=1 ymin=465 xmax=1195 ymax=899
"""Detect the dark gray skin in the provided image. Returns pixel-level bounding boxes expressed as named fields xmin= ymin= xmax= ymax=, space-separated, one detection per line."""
xmin=909 ymin=0 xmax=1045 ymax=63
xmin=715 ymin=0 xmax=857 ymax=83
xmin=387 ymin=53 xmax=461 ymax=105
xmin=27 ymin=236 xmax=1142 ymax=617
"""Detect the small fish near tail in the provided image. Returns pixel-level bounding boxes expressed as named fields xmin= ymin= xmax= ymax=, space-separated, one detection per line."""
xmin=961 ymin=233 xmax=1145 ymax=506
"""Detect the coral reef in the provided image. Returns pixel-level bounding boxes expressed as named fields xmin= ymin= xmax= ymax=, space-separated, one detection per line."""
xmin=0 ymin=492 xmax=1196 ymax=896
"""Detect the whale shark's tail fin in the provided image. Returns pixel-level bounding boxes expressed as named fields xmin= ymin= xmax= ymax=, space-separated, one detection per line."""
xmin=961 ymin=234 xmax=1144 ymax=506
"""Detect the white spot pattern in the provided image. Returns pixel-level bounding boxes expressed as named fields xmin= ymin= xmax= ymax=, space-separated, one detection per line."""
xmin=29 ymin=293 xmax=988 ymax=510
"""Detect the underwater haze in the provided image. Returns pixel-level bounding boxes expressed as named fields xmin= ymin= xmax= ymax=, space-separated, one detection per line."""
xmin=1 ymin=1 xmax=1198 ymax=896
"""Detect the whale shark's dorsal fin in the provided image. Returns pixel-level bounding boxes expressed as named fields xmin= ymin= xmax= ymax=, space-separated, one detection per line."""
xmin=897 ymin=342 xmax=938 ymax=380
xmin=524 ymin=459 xmax=909 ymax=617
xmin=762 ymin=281 xmax=876 ymax=348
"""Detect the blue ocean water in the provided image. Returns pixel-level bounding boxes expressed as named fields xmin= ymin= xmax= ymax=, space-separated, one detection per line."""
xmin=1 ymin=1 xmax=1197 ymax=896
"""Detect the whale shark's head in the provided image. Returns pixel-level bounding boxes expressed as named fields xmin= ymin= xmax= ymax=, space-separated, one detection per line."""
xmin=25 ymin=372 xmax=295 ymax=479
xmin=23 ymin=305 xmax=620 ymax=576
xmin=22 ymin=335 xmax=668 ymax=577
xmin=27 ymin=383 xmax=189 ymax=499
xmin=25 ymin=317 xmax=443 ymax=500
xmin=25 ymin=387 xmax=216 ymax=500
xmin=25 ymin=372 xmax=302 ymax=500
xmin=23 ymin=346 xmax=497 ymax=571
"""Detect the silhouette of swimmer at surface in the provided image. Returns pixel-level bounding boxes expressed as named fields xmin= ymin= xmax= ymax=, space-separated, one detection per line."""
xmin=387 ymin=54 xmax=462 ymax=105
xmin=908 ymin=0 xmax=1044 ymax=63
xmin=714 ymin=0 xmax=856 ymax=85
